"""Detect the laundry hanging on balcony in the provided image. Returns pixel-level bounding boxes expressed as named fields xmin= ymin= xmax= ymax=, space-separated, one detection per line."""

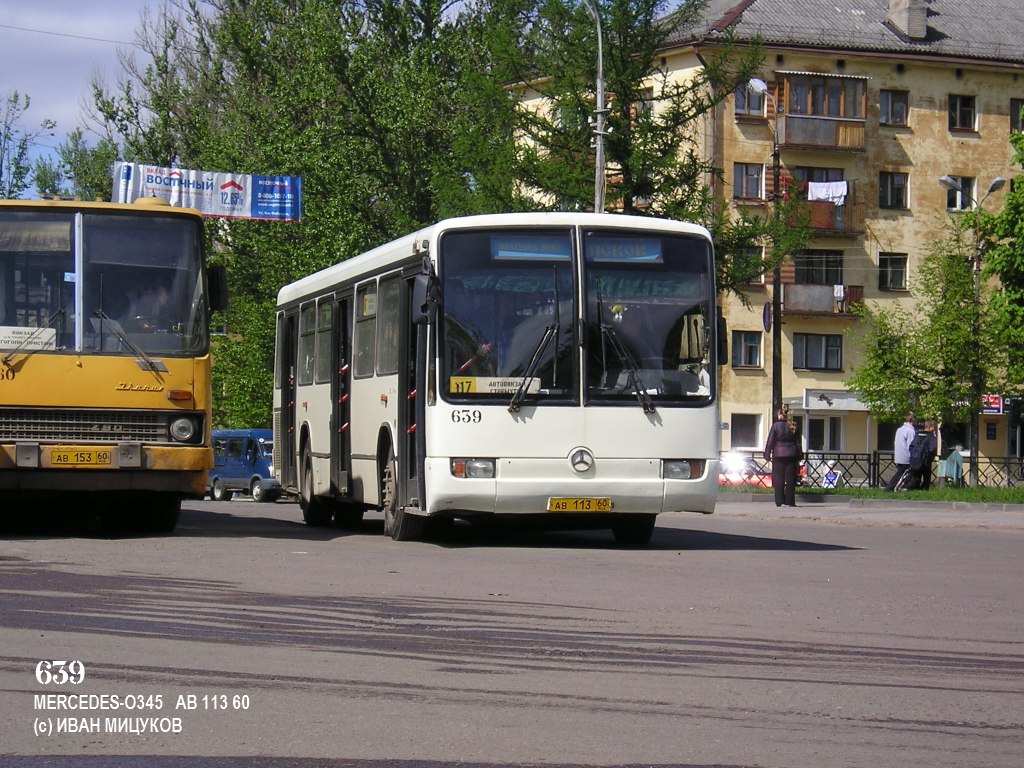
xmin=807 ymin=180 xmax=848 ymax=206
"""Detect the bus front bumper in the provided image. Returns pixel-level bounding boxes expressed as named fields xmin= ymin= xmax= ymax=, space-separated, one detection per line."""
xmin=0 ymin=443 xmax=210 ymax=496
xmin=423 ymin=456 xmax=719 ymax=516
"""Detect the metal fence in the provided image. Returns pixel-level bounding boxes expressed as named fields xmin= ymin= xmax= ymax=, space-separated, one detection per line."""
xmin=719 ymin=450 xmax=1024 ymax=489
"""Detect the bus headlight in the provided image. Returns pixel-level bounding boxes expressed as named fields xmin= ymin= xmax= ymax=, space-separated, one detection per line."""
xmin=169 ymin=417 xmax=197 ymax=442
xmin=451 ymin=458 xmax=495 ymax=478
xmin=663 ymin=460 xmax=705 ymax=480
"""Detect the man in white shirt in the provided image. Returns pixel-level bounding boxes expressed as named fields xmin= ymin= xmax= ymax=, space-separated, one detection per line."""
xmin=886 ymin=410 xmax=917 ymax=490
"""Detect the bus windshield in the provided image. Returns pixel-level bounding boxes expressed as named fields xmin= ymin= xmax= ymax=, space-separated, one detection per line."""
xmin=0 ymin=210 xmax=208 ymax=357
xmin=439 ymin=226 xmax=714 ymax=407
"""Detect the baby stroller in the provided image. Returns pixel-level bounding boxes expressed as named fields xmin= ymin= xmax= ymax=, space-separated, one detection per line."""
xmin=892 ymin=466 xmax=915 ymax=492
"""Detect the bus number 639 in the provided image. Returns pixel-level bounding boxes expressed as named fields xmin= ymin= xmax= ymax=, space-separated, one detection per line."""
xmin=450 ymin=409 xmax=482 ymax=424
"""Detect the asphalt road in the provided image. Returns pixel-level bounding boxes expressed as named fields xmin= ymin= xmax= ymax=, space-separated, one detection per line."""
xmin=1 ymin=497 xmax=1022 ymax=768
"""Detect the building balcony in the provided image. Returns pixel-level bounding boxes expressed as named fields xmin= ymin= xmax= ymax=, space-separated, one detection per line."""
xmin=805 ymin=180 xmax=865 ymax=235
xmin=783 ymin=284 xmax=863 ymax=316
xmin=778 ymin=114 xmax=865 ymax=152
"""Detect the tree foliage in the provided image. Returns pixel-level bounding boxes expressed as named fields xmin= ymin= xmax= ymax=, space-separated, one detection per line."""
xmin=73 ymin=0 xmax=807 ymax=425
xmin=846 ymin=220 xmax=998 ymax=425
xmin=1 ymin=91 xmax=56 ymax=199
xmin=986 ymin=130 xmax=1024 ymax=387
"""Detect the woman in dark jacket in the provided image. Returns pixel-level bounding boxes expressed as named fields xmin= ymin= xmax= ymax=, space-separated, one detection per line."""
xmin=764 ymin=405 xmax=802 ymax=507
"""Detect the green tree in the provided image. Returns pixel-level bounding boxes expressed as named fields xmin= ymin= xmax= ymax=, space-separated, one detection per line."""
xmin=509 ymin=1 xmax=806 ymax=298
xmin=92 ymin=0 xmax=527 ymax=427
xmin=986 ymin=131 xmax=1024 ymax=388
xmin=32 ymin=129 xmax=119 ymax=200
xmin=846 ymin=220 xmax=996 ymax=426
xmin=1 ymin=91 xmax=56 ymax=198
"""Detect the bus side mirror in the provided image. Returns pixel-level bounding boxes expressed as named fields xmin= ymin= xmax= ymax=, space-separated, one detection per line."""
xmin=209 ymin=265 xmax=229 ymax=312
xmin=716 ymin=312 xmax=728 ymax=365
xmin=412 ymin=274 xmax=438 ymax=325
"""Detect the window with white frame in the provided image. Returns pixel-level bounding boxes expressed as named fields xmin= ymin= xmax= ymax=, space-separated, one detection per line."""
xmin=878 ymin=252 xmax=908 ymax=291
xmin=731 ymin=330 xmax=762 ymax=368
xmin=805 ymin=416 xmax=843 ymax=451
xmin=948 ymin=94 xmax=976 ymax=131
xmin=793 ymin=333 xmax=842 ymax=371
xmin=944 ymin=176 xmax=976 ymax=210
xmin=879 ymin=171 xmax=908 ymax=209
xmin=730 ymin=413 xmax=760 ymax=448
xmin=735 ymin=85 xmax=765 ymax=117
xmin=733 ymin=163 xmax=764 ymax=199
xmin=880 ymin=90 xmax=909 ymax=126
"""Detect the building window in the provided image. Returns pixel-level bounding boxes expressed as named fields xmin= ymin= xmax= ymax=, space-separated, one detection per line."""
xmin=730 ymin=413 xmax=760 ymax=449
xmin=794 ymin=250 xmax=843 ymax=285
xmin=735 ymin=84 xmax=765 ymax=117
xmin=948 ymin=94 xmax=976 ymax=131
xmin=787 ymin=74 xmax=864 ymax=118
xmin=879 ymin=171 xmax=908 ymax=209
xmin=733 ymin=163 xmax=764 ymax=199
xmin=880 ymin=90 xmax=909 ymax=126
xmin=806 ymin=416 xmax=843 ymax=452
xmin=1012 ymin=98 xmax=1023 ymax=133
xmin=879 ymin=253 xmax=908 ymax=291
xmin=792 ymin=166 xmax=844 ymax=185
xmin=731 ymin=331 xmax=762 ymax=368
xmin=793 ymin=333 xmax=843 ymax=371
xmin=944 ymin=175 xmax=976 ymax=210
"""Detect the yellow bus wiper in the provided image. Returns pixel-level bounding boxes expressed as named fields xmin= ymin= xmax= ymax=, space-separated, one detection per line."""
xmin=2 ymin=308 xmax=65 ymax=370
xmin=93 ymin=310 xmax=167 ymax=374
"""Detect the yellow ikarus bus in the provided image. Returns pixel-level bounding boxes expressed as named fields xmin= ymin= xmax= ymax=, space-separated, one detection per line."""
xmin=0 ymin=198 xmax=227 ymax=532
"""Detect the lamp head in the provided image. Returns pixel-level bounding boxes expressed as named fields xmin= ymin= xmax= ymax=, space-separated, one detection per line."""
xmin=747 ymin=78 xmax=769 ymax=95
xmin=988 ymin=177 xmax=1006 ymax=194
xmin=938 ymin=175 xmax=962 ymax=192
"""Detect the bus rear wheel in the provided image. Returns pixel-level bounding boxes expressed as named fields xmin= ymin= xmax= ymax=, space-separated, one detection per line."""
xmin=611 ymin=514 xmax=656 ymax=547
xmin=381 ymin=449 xmax=424 ymax=542
xmin=300 ymin=447 xmax=332 ymax=527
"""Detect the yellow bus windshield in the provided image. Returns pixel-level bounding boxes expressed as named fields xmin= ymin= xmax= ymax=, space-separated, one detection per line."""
xmin=0 ymin=209 xmax=208 ymax=357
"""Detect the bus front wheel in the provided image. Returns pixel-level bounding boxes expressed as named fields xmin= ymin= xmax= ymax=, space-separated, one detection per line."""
xmin=611 ymin=514 xmax=656 ymax=547
xmin=381 ymin=449 xmax=424 ymax=542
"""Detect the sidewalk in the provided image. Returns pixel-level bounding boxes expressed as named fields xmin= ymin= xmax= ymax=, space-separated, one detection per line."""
xmin=714 ymin=493 xmax=1024 ymax=530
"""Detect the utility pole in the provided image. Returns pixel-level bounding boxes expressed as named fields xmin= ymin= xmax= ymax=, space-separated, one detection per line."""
xmin=582 ymin=0 xmax=606 ymax=212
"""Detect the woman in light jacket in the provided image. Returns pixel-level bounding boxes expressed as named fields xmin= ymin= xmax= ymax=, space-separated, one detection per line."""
xmin=764 ymin=405 xmax=802 ymax=507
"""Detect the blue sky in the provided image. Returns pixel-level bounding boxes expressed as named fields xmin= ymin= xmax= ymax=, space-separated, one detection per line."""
xmin=0 ymin=1 xmax=154 ymax=166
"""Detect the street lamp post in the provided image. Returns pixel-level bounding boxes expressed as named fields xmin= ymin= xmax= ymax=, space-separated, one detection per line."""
xmin=749 ymin=78 xmax=783 ymax=414
xmin=581 ymin=0 xmax=607 ymax=213
xmin=937 ymin=174 xmax=1006 ymax=487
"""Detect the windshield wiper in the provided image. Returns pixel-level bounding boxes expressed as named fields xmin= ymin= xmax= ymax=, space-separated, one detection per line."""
xmin=600 ymin=322 xmax=655 ymax=414
xmin=2 ymin=308 xmax=65 ymax=370
xmin=509 ymin=268 xmax=561 ymax=413
xmin=508 ymin=322 xmax=558 ymax=413
xmin=93 ymin=310 xmax=167 ymax=374
xmin=594 ymin=286 xmax=655 ymax=414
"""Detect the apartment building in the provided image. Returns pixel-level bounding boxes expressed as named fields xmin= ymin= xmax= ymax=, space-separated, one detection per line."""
xmin=666 ymin=0 xmax=1023 ymax=460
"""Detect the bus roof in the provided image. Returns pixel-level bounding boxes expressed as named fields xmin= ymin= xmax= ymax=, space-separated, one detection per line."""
xmin=276 ymin=212 xmax=712 ymax=308
xmin=0 ymin=197 xmax=204 ymax=218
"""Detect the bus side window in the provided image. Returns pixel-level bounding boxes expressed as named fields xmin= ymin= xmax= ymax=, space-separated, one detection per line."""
xmin=354 ymin=282 xmax=377 ymax=378
xmin=297 ymin=303 xmax=316 ymax=385
xmin=376 ymin=276 xmax=401 ymax=375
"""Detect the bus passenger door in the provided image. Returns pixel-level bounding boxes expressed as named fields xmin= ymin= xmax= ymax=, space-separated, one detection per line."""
xmin=331 ymin=295 xmax=352 ymax=496
xmin=399 ymin=276 xmax=425 ymax=509
xmin=278 ymin=312 xmax=299 ymax=490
